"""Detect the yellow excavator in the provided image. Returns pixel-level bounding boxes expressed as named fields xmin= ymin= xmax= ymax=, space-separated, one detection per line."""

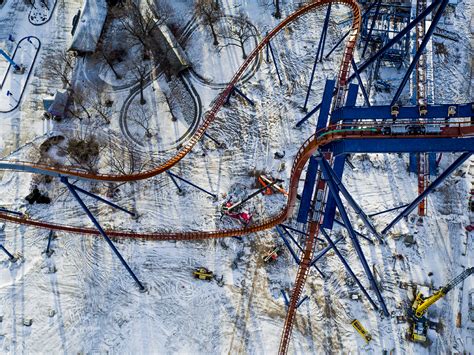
xmin=409 ymin=267 xmax=474 ymax=342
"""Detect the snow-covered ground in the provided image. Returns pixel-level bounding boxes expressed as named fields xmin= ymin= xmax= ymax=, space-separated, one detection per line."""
xmin=0 ymin=0 xmax=472 ymax=353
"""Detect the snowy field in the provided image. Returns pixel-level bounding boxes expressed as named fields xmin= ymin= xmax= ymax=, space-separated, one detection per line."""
xmin=0 ymin=0 xmax=473 ymax=353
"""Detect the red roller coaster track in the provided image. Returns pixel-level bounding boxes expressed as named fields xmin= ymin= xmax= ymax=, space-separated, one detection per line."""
xmin=0 ymin=1 xmax=472 ymax=353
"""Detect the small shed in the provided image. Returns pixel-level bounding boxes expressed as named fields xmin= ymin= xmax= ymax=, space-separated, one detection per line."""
xmin=43 ymin=91 xmax=68 ymax=119
xmin=69 ymin=0 xmax=108 ymax=55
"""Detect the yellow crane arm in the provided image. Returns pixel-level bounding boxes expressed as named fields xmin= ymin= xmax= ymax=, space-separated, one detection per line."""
xmin=413 ymin=267 xmax=474 ymax=319
xmin=413 ymin=290 xmax=446 ymax=318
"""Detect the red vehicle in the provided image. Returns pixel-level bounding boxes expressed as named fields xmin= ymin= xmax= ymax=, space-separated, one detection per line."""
xmin=221 ymin=200 xmax=252 ymax=226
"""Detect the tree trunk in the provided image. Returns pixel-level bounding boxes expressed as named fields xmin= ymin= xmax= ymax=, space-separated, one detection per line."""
xmin=103 ymin=54 xmax=122 ymax=79
xmin=274 ymin=0 xmax=281 ymax=19
xmin=210 ymin=23 xmax=219 ymax=46
xmin=139 ymin=78 xmax=146 ymax=105
xmin=240 ymin=39 xmax=247 ymax=59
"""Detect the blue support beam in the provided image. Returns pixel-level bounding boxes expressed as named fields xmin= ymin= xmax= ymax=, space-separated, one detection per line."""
xmin=276 ymin=225 xmax=300 ymax=264
xmin=267 ymin=40 xmax=282 ymax=86
xmin=297 ymin=157 xmax=319 ymax=223
xmin=45 ymin=230 xmax=54 ymax=256
xmin=324 ymin=84 xmax=358 ymax=229
xmin=368 ymin=203 xmax=409 ymax=217
xmin=232 ymin=87 xmax=254 ymax=106
xmin=351 ymin=59 xmax=370 ymax=107
xmin=322 ymin=156 xmax=344 ymax=229
xmin=299 ymin=79 xmax=335 ymax=129
xmin=391 ymin=0 xmax=449 ymax=106
xmin=326 ymin=138 xmax=474 ymax=156
xmin=429 ymin=153 xmax=437 ymax=176
xmin=0 ymin=207 xmax=23 ymax=217
xmin=382 ymin=152 xmax=472 ymax=234
xmin=348 ymin=0 xmax=443 ymax=83
xmin=320 ymin=157 xmax=383 ymax=243
xmin=310 ymin=236 xmax=343 ymax=266
xmin=331 ymin=103 xmax=473 ymax=121
xmin=70 ymin=183 xmax=136 ymax=217
xmin=0 ymin=244 xmax=15 ymax=260
xmin=280 ymin=224 xmax=324 ymax=243
xmin=277 ymin=225 xmax=326 ymax=278
xmin=325 ymin=1 xmax=379 ymax=60
xmin=320 ymin=228 xmax=380 ymax=312
xmin=225 ymin=86 xmax=254 ymax=106
xmin=61 ymin=177 xmax=145 ymax=291
xmin=361 ymin=0 xmax=382 ymax=58
xmin=167 ymin=171 xmax=217 ymax=199
xmin=296 ymin=295 xmax=310 ymax=308
xmin=281 ymin=289 xmax=290 ymax=306
xmin=333 ymin=219 xmax=374 ymax=244
xmin=167 ymin=171 xmax=184 ymax=194
xmin=320 ymin=159 xmax=389 ymax=316
xmin=303 ymin=4 xmax=332 ymax=111
xmin=0 ymin=48 xmax=20 ymax=70
xmin=318 ymin=4 xmax=331 ymax=62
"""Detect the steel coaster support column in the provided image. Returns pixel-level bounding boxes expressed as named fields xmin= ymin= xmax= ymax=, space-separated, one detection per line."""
xmin=303 ymin=4 xmax=331 ymax=111
xmin=361 ymin=0 xmax=382 ymax=58
xmin=320 ymin=160 xmax=389 ymax=316
xmin=349 ymin=0 xmax=443 ymax=83
xmin=368 ymin=203 xmax=409 ymax=217
xmin=167 ymin=171 xmax=217 ymax=199
xmin=297 ymin=156 xmax=319 ymax=223
xmin=280 ymin=224 xmax=324 ymax=243
xmin=267 ymin=40 xmax=282 ymax=86
xmin=0 ymin=49 xmax=20 ymax=70
xmin=71 ymin=184 xmax=136 ymax=217
xmin=61 ymin=177 xmax=145 ymax=291
xmin=45 ymin=230 xmax=54 ymax=256
xmin=166 ymin=171 xmax=184 ymax=194
xmin=299 ymin=79 xmax=335 ymax=128
xmin=390 ymin=0 xmax=449 ymax=106
xmin=320 ymin=229 xmax=380 ymax=311
xmin=296 ymin=295 xmax=310 ymax=308
xmin=233 ymin=86 xmax=254 ymax=106
xmin=277 ymin=226 xmax=326 ymax=278
xmin=276 ymin=226 xmax=300 ymax=264
xmin=0 ymin=207 xmax=23 ymax=216
xmin=0 ymin=244 xmax=15 ymax=260
xmin=382 ymin=152 xmax=472 ymax=234
xmin=350 ymin=59 xmax=370 ymax=107
xmin=325 ymin=1 xmax=379 ymax=60
xmin=310 ymin=236 xmax=343 ymax=266
xmin=318 ymin=4 xmax=331 ymax=62
xmin=333 ymin=219 xmax=373 ymax=244
xmin=429 ymin=152 xmax=437 ymax=176
xmin=281 ymin=289 xmax=290 ymax=306
xmin=319 ymin=157 xmax=383 ymax=243
xmin=203 ymin=132 xmax=222 ymax=147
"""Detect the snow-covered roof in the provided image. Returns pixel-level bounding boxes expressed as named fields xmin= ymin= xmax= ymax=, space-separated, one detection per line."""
xmin=44 ymin=90 xmax=68 ymax=117
xmin=69 ymin=0 xmax=108 ymax=54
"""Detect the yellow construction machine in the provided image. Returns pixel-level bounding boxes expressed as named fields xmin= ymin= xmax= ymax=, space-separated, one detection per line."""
xmin=409 ymin=267 xmax=474 ymax=342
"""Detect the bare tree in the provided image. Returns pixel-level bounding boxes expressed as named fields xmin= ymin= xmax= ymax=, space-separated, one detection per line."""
xmin=62 ymin=135 xmax=102 ymax=172
xmin=274 ymin=0 xmax=281 ymax=19
xmin=68 ymin=86 xmax=92 ymax=120
xmin=129 ymin=104 xmax=154 ymax=138
xmin=129 ymin=59 xmax=149 ymax=105
xmin=100 ymin=42 xmax=125 ymax=80
xmin=108 ymin=139 xmax=151 ymax=175
xmin=90 ymin=86 xmax=113 ymax=124
xmin=45 ymin=51 xmax=75 ymax=88
xmin=219 ymin=13 xmax=254 ymax=59
xmin=195 ymin=0 xmax=222 ymax=46
xmin=119 ymin=0 xmax=171 ymax=51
